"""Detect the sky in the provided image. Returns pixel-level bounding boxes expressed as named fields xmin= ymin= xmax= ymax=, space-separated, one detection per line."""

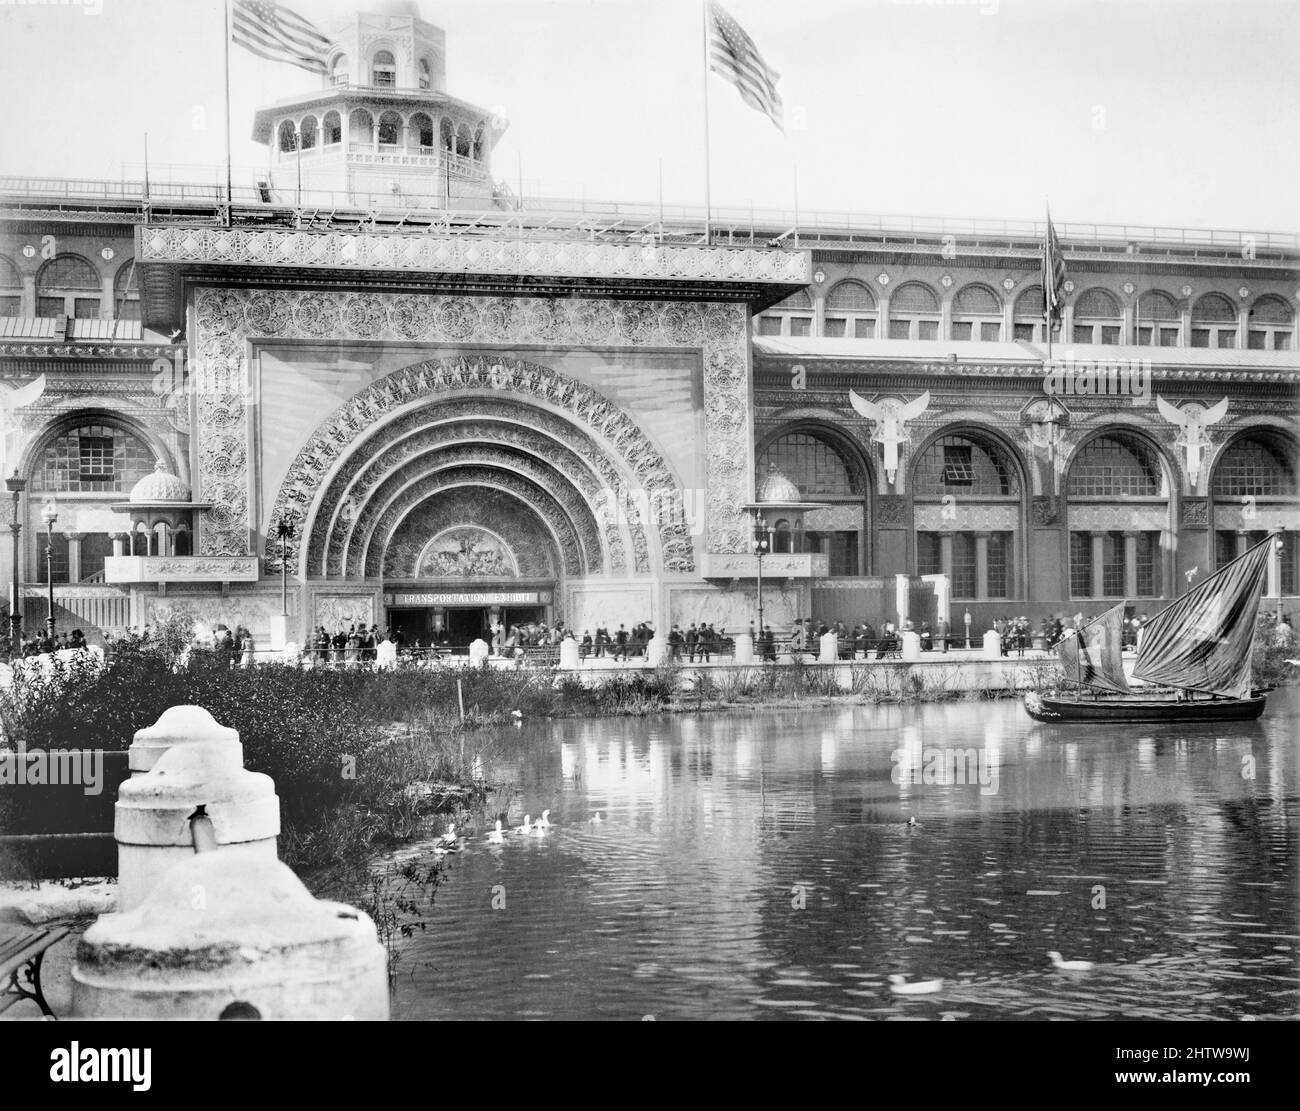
xmin=0 ymin=0 xmax=1297 ymax=232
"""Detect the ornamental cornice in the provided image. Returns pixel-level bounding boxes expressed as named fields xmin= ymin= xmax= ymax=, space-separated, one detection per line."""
xmin=140 ymin=225 xmax=810 ymax=286
xmin=0 ymin=343 xmax=183 ymax=360
xmin=754 ymin=358 xmax=1300 ymax=384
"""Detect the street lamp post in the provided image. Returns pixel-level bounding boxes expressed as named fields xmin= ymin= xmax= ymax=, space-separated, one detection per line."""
xmin=752 ymin=515 xmax=769 ymax=639
xmin=277 ymin=520 xmax=294 ymax=617
xmin=1276 ymin=537 xmax=1286 ymax=623
xmin=5 ymin=471 xmax=25 ymax=656
xmin=42 ymin=497 xmax=58 ymax=638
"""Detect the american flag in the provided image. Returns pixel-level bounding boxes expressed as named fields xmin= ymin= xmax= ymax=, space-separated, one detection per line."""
xmin=232 ymin=0 xmax=331 ymax=75
xmin=1043 ymin=205 xmax=1068 ymax=326
xmin=708 ymin=1 xmax=784 ymax=132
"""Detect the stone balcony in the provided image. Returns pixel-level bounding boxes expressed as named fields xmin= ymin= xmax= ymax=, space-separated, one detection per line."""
xmin=698 ymin=552 xmax=830 ymax=579
xmin=103 ymin=557 xmax=260 ymax=584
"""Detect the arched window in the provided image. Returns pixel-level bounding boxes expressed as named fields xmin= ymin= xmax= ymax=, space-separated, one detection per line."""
xmin=277 ymin=119 xmax=297 ymax=153
xmin=410 ymin=112 xmax=434 ymax=150
xmin=36 ymin=255 xmax=100 ymax=318
xmin=756 ymin=288 xmax=813 ymax=337
xmin=823 ymin=280 xmax=875 ymax=338
xmin=323 ymin=110 xmax=342 ymax=145
xmin=372 ymin=49 xmax=396 ymax=87
xmin=1135 ymin=290 xmax=1180 ymax=346
xmin=951 ymin=284 xmax=1002 ymax=342
xmin=30 ymin=421 xmax=156 ymax=494
xmin=913 ymin=433 xmax=1019 ymax=497
xmin=418 ymin=56 xmax=432 ymax=89
xmin=758 ymin=432 xmax=859 ymax=496
xmin=112 ymin=260 xmax=139 ymax=321
xmin=1191 ymin=293 xmax=1237 ymax=348
xmin=439 ymin=116 xmax=454 ymax=152
xmin=1068 ymin=434 xmax=1163 ymax=497
xmin=1068 ymin=433 xmax=1168 ymax=599
xmin=473 ymin=124 xmax=485 ymax=162
xmin=0 ymin=255 xmax=21 ymax=316
xmin=887 ymin=281 xmax=939 ymax=341
xmin=378 ymin=110 xmax=402 ymax=146
xmin=330 ymin=53 xmax=349 ymax=86
xmin=1211 ymin=434 xmax=1298 ymax=497
xmin=757 ymin=432 xmax=862 ymax=575
xmin=299 ymin=115 xmax=318 ymax=151
xmin=455 ymin=122 xmax=472 ymax=158
xmin=1012 ymin=285 xmax=1061 ymax=342
xmin=349 ymin=109 xmax=374 ymax=146
xmin=1247 ymin=294 xmax=1294 ymax=351
xmin=1072 ymin=287 xmax=1121 ymax=345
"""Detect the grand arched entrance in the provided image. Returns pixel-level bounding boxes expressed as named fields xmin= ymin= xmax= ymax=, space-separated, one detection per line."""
xmin=269 ymin=353 xmax=702 ymax=640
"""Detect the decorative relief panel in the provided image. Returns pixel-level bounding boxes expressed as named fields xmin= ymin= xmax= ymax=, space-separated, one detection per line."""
xmin=1067 ymin=504 xmax=1170 ymax=531
xmin=313 ymin=593 xmax=376 ymax=633
xmin=669 ymin=586 xmax=800 ymax=632
xmin=875 ymin=495 xmax=909 ymax=527
xmin=913 ymin=503 xmax=1020 ymax=531
xmin=1209 ymin=501 xmax=1298 ymax=531
xmin=418 ymin=527 xmax=518 ymax=580
xmin=144 ymin=226 xmax=810 ymax=285
xmin=1031 ymin=496 xmax=1060 ymax=526
xmin=804 ymin=505 xmax=863 ymax=533
xmin=1183 ymin=498 xmax=1211 ymax=528
xmin=384 ymin=496 xmax=557 ymax=581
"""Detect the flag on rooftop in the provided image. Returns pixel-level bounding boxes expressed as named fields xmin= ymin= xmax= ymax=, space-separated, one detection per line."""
xmin=232 ymin=0 xmax=331 ymax=76
xmin=1043 ymin=205 xmax=1068 ymax=326
xmin=708 ymin=1 xmax=785 ymax=132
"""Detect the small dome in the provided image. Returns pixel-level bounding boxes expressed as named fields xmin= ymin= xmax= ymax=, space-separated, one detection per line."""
xmin=756 ymin=463 xmax=802 ymax=504
xmin=130 ymin=462 xmax=191 ymax=504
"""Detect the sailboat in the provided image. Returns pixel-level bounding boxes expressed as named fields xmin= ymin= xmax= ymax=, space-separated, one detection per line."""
xmin=1024 ymin=534 xmax=1276 ymax=723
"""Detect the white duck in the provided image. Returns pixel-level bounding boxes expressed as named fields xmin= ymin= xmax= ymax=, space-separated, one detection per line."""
xmin=536 ymin=809 xmax=552 ymax=829
xmin=515 ymin=814 xmax=533 ymax=836
xmin=590 ymin=811 xmax=604 ymax=824
xmin=889 ymin=974 xmax=944 ymax=995
xmin=486 ymin=820 xmax=504 ymax=845
xmin=1048 ymin=951 xmax=1094 ymax=972
xmin=438 ymin=823 xmax=458 ymax=847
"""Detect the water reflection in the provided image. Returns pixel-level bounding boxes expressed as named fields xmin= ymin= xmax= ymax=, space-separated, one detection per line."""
xmin=390 ymin=689 xmax=1300 ymax=1021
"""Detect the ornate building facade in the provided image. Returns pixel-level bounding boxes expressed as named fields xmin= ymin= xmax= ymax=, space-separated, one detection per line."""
xmin=1 ymin=3 xmax=1297 ymax=646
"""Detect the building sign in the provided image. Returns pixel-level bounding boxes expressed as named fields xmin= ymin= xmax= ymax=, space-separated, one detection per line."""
xmin=388 ymin=591 xmax=549 ymax=607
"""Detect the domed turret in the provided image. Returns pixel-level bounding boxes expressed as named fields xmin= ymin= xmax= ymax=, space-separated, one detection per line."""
xmin=130 ymin=462 xmax=191 ymax=505
xmin=756 ymin=463 xmax=802 ymax=505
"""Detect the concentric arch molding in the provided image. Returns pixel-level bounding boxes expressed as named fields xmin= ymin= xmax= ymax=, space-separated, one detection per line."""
xmin=192 ymin=288 xmax=753 ymax=565
xmin=143 ymin=226 xmax=810 ymax=286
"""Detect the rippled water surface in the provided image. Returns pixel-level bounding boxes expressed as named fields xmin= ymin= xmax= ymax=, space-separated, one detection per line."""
xmin=387 ymin=688 xmax=1300 ymax=1020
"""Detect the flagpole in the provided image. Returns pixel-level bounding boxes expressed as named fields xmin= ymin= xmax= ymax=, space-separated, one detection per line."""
xmin=701 ymin=0 xmax=713 ymax=244
xmin=1044 ymin=202 xmax=1053 ymax=364
xmin=792 ymin=164 xmax=799 ymax=250
xmin=223 ymin=0 xmax=234 ymax=227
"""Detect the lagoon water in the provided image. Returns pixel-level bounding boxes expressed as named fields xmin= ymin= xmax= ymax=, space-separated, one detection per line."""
xmin=387 ymin=688 xmax=1299 ymax=1020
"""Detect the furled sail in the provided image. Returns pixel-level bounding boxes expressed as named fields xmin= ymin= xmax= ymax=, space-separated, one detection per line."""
xmin=1133 ymin=535 xmax=1274 ymax=699
xmin=1056 ymin=601 xmax=1131 ymax=693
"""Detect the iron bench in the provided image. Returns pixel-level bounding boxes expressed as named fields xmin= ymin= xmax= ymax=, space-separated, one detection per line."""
xmin=0 ymin=925 xmax=71 ymax=1019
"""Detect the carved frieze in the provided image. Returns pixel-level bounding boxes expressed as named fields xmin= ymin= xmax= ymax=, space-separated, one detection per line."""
xmin=876 ymin=494 xmax=909 ymax=527
xmin=1181 ymin=497 xmax=1210 ymax=528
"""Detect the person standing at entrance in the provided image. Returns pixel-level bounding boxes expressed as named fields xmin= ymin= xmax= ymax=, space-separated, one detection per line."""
xmin=614 ymin=624 xmax=629 ymax=661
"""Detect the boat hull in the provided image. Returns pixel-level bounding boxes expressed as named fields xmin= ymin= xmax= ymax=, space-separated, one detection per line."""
xmin=1024 ymin=691 xmax=1267 ymax=723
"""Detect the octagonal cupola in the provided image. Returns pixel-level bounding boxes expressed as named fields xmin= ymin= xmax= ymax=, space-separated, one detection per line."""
xmin=251 ymin=2 xmax=506 ymax=210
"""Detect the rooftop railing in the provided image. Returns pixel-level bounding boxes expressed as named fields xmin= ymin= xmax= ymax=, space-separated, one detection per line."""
xmin=2 ymin=173 xmax=1296 ymax=254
